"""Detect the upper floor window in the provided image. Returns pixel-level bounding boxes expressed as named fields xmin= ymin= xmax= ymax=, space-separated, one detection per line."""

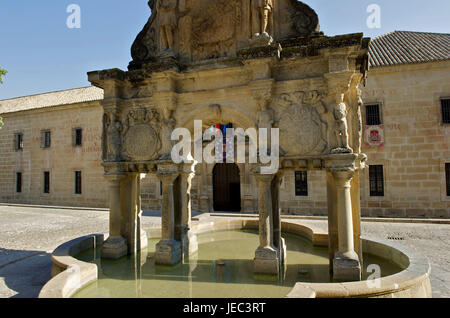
xmin=366 ymin=104 xmax=382 ymax=126
xmin=295 ymin=171 xmax=308 ymax=197
xmin=74 ymin=128 xmax=83 ymax=146
xmin=41 ymin=130 xmax=51 ymax=148
xmin=15 ymin=133 xmax=23 ymax=151
xmin=369 ymin=165 xmax=384 ymax=197
xmin=446 ymin=163 xmax=450 ymax=197
xmin=441 ymin=99 xmax=450 ymax=124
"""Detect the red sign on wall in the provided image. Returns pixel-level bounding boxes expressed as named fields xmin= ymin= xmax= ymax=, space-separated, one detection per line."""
xmin=364 ymin=125 xmax=385 ymax=148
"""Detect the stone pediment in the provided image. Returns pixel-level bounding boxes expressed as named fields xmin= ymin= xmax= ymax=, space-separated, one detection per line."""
xmin=130 ymin=0 xmax=320 ymax=67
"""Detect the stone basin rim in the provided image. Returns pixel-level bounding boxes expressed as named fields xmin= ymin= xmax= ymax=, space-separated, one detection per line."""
xmin=38 ymin=218 xmax=432 ymax=298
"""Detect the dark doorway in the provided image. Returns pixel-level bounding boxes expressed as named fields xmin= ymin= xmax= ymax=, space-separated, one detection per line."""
xmin=213 ymin=163 xmax=241 ymax=212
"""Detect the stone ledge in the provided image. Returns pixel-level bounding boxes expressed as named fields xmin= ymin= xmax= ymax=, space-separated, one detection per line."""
xmin=39 ymin=234 xmax=104 ymax=298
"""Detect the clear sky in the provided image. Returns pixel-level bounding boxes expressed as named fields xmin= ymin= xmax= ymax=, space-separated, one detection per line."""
xmin=0 ymin=0 xmax=449 ymax=100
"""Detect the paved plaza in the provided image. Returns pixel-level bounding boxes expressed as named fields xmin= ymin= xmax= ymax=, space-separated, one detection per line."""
xmin=0 ymin=205 xmax=448 ymax=298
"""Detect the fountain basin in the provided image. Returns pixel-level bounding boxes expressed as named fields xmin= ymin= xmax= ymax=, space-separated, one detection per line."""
xmin=39 ymin=218 xmax=431 ymax=298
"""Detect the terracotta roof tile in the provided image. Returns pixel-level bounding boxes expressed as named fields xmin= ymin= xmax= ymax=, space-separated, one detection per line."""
xmin=369 ymin=31 xmax=450 ymax=67
xmin=0 ymin=86 xmax=104 ymax=114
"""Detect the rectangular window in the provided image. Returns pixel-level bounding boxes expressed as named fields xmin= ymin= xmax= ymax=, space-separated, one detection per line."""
xmin=369 ymin=165 xmax=384 ymax=197
xmin=74 ymin=128 xmax=83 ymax=146
xmin=442 ymin=99 xmax=450 ymax=124
xmin=43 ymin=171 xmax=50 ymax=194
xmin=75 ymin=171 xmax=82 ymax=194
xmin=446 ymin=163 xmax=450 ymax=197
xmin=42 ymin=130 xmax=51 ymax=148
xmin=295 ymin=171 xmax=308 ymax=197
xmin=15 ymin=133 xmax=24 ymax=150
xmin=366 ymin=104 xmax=382 ymax=126
xmin=16 ymin=172 xmax=22 ymax=193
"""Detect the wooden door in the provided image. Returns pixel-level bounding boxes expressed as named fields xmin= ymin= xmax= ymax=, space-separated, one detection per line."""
xmin=213 ymin=163 xmax=241 ymax=212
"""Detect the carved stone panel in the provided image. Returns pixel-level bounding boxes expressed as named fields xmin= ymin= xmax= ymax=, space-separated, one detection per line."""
xmin=277 ymin=91 xmax=327 ymax=156
xmin=122 ymin=109 xmax=162 ymax=161
xmin=123 ymin=124 xmax=160 ymax=161
xmin=189 ymin=0 xmax=239 ymax=61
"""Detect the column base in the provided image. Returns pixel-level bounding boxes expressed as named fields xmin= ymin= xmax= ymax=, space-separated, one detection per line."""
xmin=182 ymin=231 xmax=198 ymax=258
xmin=101 ymin=236 xmax=128 ymax=260
xmin=254 ymin=246 xmax=280 ymax=275
xmin=333 ymin=251 xmax=361 ymax=282
xmin=155 ymin=239 xmax=182 ymax=265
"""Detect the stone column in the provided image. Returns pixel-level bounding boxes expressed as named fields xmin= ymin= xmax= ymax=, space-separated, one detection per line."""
xmin=272 ymin=172 xmax=286 ymax=269
xmin=254 ymin=173 xmax=279 ymax=275
xmin=332 ymin=169 xmax=361 ymax=281
xmin=136 ymin=174 xmax=148 ymax=252
xmin=180 ymin=162 xmax=198 ymax=258
xmin=102 ymin=175 xmax=128 ymax=259
xmin=326 ymin=171 xmax=338 ymax=271
xmin=155 ymin=165 xmax=182 ymax=265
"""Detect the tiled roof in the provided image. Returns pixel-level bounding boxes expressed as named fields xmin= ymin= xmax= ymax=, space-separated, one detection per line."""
xmin=0 ymin=86 xmax=104 ymax=114
xmin=369 ymin=31 xmax=450 ymax=67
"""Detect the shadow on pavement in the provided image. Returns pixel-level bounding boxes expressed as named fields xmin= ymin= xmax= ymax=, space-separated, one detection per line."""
xmin=0 ymin=248 xmax=52 ymax=298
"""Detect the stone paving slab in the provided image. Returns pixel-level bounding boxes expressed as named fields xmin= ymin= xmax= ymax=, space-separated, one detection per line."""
xmin=0 ymin=206 xmax=448 ymax=298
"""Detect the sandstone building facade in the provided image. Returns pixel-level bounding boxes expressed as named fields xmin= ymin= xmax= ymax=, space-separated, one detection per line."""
xmin=1 ymin=31 xmax=449 ymax=218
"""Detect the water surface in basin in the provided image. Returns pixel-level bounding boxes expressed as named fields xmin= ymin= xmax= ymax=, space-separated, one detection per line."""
xmin=73 ymin=230 xmax=401 ymax=298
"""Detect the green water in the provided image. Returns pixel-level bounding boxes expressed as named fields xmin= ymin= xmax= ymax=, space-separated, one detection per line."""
xmin=73 ymin=230 xmax=401 ymax=298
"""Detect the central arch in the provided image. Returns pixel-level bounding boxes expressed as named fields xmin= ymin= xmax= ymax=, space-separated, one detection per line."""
xmin=212 ymin=163 xmax=241 ymax=212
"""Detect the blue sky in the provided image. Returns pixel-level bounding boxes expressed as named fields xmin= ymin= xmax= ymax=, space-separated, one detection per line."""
xmin=0 ymin=0 xmax=449 ymax=100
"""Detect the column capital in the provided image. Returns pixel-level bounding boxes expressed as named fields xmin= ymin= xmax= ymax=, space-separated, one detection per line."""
xmin=253 ymin=173 xmax=275 ymax=184
xmin=104 ymin=174 xmax=126 ymax=183
xmin=331 ymin=169 xmax=355 ymax=188
xmin=157 ymin=171 xmax=179 ymax=184
xmin=157 ymin=162 xmax=180 ymax=182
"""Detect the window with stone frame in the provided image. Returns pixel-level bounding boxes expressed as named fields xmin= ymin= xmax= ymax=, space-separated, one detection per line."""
xmin=41 ymin=130 xmax=51 ymax=148
xmin=43 ymin=171 xmax=50 ymax=194
xmin=369 ymin=165 xmax=384 ymax=197
xmin=441 ymin=99 xmax=450 ymax=124
xmin=446 ymin=163 xmax=450 ymax=197
xmin=75 ymin=171 xmax=82 ymax=194
xmin=15 ymin=133 xmax=24 ymax=151
xmin=365 ymin=104 xmax=382 ymax=126
xmin=73 ymin=128 xmax=83 ymax=146
xmin=16 ymin=172 xmax=22 ymax=193
xmin=295 ymin=171 xmax=308 ymax=197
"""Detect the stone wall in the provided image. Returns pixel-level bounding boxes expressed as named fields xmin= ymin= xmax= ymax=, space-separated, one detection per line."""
xmin=0 ymin=102 xmax=108 ymax=207
xmin=360 ymin=60 xmax=450 ymax=218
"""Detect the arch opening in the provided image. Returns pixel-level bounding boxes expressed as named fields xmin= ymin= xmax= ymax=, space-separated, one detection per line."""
xmin=212 ymin=163 xmax=241 ymax=212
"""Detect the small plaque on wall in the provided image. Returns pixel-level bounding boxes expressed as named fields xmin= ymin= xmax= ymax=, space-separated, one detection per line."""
xmin=364 ymin=125 xmax=385 ymax=148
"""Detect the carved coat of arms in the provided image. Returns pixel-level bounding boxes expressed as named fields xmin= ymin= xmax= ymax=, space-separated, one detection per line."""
xmin=277 ymin=91 xmax=328 ymax=156
xmin=122 ymin=109 xmax=162 ymax=161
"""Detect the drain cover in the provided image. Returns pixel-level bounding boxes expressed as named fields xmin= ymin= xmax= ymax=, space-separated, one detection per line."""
xmin=387 ymin=236 xmax=405 ymax=241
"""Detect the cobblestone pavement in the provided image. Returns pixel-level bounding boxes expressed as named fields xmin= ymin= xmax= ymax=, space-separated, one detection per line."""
xmin=0 ymin=205 xmax=448 ymax=298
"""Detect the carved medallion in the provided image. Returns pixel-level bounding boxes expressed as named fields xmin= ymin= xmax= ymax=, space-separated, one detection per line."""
xmin=122 ymin=109 xmax=161 ymax=161
xmin=278 ymin=92 xmax=327 ymax=156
